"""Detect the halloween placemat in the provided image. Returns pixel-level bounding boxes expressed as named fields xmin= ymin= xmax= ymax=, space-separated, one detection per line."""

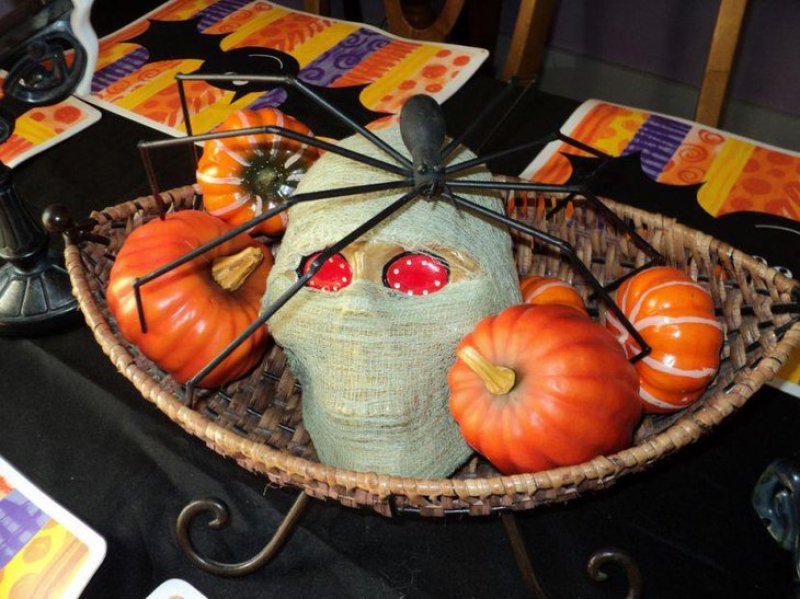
xmin=0 ymin=73 xmax=101 ymax=168
xmin=523 ymin=99 xmax=800 ymax=396
xmin=84 ymin=0 xmax=487 ymax=139
xmin=146 ymin=579 xmax=208 ymax=599
xmin=0 ymin=455 xmax=106 ymax=598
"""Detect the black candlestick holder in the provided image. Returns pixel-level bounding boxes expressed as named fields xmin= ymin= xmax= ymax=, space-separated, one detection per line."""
xmin=0 ymin=163 xmax=78 ymax=333
xmin=0 ymin=0 xmax=97 ymax=334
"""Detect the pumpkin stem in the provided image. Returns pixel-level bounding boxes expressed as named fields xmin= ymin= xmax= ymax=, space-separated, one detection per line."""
xmin=211 ymin=246 xmax=264 ymax=292
xmin=457 ymin=345 xmax=516 ymax=395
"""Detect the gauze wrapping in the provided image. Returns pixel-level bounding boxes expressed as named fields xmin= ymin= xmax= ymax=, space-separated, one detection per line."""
xmin=264 ymin=125 xmax=521 ymax=478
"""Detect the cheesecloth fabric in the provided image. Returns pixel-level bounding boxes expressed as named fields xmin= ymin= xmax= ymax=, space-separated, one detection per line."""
xmin=264 ymin=125 xmax=521 ymax=478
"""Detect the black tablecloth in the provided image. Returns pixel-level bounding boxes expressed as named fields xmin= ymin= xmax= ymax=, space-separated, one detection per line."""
xmin=1 ymin=7 xmax=799 ymax=598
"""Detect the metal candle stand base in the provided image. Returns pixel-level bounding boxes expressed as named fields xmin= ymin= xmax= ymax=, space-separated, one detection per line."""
xmin=176 ymin=491 xmax=643 ymax=598
xmin=0 ymin=0 xmax=93 ymax=335
xmin=0 ymin=166 xmax=79 ymax=334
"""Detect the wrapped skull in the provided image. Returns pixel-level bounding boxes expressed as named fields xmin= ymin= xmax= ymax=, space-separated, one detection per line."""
xmin=264 ymin=124 xmax=521 ymax=478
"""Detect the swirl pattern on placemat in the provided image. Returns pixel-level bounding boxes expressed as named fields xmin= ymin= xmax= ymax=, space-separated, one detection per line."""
xmin=523 ymin=99 xmax=799 ymax=221
xmin=85 ymin=0 xmax=487 ymax=138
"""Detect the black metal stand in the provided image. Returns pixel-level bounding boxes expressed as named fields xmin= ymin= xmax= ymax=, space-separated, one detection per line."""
xmin=0 ymin=164 xmax=78 ymax=334
xmin=176 ymin=492 xmax=642 ymax=597
xmin=500 ymin=512 xmax=643 ymax=598
xmin=176 ymin=492 xmax=310 ymax=577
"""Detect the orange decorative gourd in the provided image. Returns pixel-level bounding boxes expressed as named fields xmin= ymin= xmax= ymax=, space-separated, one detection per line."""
xmin=605 ymin=266 xmax=723 ymax=413
xmin=519 ymin=275 xmax=588 ymax=314
xmin=196 ymin=109 xmax=319 ymax=237
xmin=106 ymin=210 xmax=273 ymax=388
xmin=448 ymin=304 xmax=642 ymax=474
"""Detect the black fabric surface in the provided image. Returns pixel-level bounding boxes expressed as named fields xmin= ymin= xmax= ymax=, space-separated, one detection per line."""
xmin=1 ymin=3 xmax=799 ymax=597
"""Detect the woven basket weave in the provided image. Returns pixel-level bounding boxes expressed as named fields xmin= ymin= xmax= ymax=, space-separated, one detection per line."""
xmin=65 ymin=185 xmax=800 ymax=517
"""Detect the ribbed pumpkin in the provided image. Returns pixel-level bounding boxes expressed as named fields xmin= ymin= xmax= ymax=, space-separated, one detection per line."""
xmin=519 ymin=275 xmax=587 ymax=314
xmin=106 ymin=210 xmax=272 ymax=388
xmin=196 ymin=109 xmax=319 ymax=237
xmin=448 ymin=304 xmax=642 ymax=474
xmin=605 ymin=266 xmax=723 ymax=413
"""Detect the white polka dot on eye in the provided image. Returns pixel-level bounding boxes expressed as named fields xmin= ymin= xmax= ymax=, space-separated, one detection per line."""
xmin=394 ymin=283 xmax=400 ymax=289
xmin=393 ymin=268 xmax=400 ymax=275
xmin=339 ymin=263 xmax=345 ymax=269
xmin=422 ymin=290 xmax=429 ymax=295
xmin=332 ymin=285 xmax=339 ymax=291
xmin=407 ymin=290 xmax=414 ymax=296
xmin=421 ymin=260 xmax=428 ymax=266
xmin=434 ymin=280 xmax=441 ymax=287
xmin=432 ymin=266 xmax=440 ymax=272
xmin=406 ymin=259 xmax=412 ymax=265
xmin=341 ymin=277 xmax=347 ymax=282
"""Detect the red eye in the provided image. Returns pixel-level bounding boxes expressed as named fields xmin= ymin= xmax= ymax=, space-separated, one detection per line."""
xmin=300 ymin=252 xmax=352 ymax=292
xmin=383 ymin=252 xmax=449 ymax=296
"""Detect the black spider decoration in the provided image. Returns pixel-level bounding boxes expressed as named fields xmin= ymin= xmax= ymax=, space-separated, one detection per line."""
xmin=134 ymin=74 xmax=666 ymax=406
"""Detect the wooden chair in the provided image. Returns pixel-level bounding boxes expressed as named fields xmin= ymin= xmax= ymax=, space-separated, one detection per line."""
xmin=306 ymin=0 xmax=748 ymax=127
xmin=381 ymin=0 xmax=557 ymax=83
xmin=695 ymin=0 xmax=749 ymax=126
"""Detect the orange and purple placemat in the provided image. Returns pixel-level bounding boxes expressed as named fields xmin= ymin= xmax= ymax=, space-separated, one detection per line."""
xmin=0 ymin=455 xmax=106 ymax=599
xmin=0 ymin=74 xmax=101 ymax=168
xmin=523 ymin=99 xmax=800 ymax=396
xmin=522 ymin=99 xmax=800 ymax=222
xmin=84 ymin=0 xmax=487 ymax=138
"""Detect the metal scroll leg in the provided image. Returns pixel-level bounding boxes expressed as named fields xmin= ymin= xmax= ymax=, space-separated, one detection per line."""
xmin=176 ymin=490 xmax=310 ymax=577
xmin=500 ymin=512 xmax=643 ymax=598
xmin=500 ymin=512 xmax=549 ymax=599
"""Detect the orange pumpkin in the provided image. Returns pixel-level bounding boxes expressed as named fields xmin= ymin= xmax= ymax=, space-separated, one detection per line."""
xmin=106 ymin=210 xmax=273 ymax=388
xmin=196 ymin=109 xmax=319 ymax=237
xmin=519 ymin=275 xmax=588 ymax=314
xmin=605 ymin=266 xmax=723 ymax=413
xmin=448 ymin=304 xmax=641 ymax=474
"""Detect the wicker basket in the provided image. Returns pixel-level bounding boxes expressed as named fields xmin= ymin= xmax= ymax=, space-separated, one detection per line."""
xmin=65 ymin=185 xmax=800 ymax=518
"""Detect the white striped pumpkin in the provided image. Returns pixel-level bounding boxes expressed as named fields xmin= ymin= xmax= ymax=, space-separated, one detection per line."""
xmin=196 ymin=109 xmax=318 ymax=236
xmin=606 ymin=266 xmax=722 ymax=413
xmin=520 ymin=275 xmax=588 ymax=314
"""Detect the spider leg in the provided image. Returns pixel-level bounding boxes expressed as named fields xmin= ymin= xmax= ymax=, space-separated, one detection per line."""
xmin=446 ymin=178 xmax=586 ymax=195
xmin=138 ymin=125 xmax=411 ymax=208
xmin=581 ymin=191 xmax=665 ymax=281
xmin=175 ymin=73 xmax=413 ymax=171
xmin=556 ymin=132 xmax=611 ymax=158
xmin=469 ymin=181 xmax=665 ymax=280
xmin=445 ymin=132 xmax=558 ymax=176
xmin=441 ymin=187 xmax=652 ymax=363
xmin=133 ymin=179 xmax=413 ymax=333
xmin=289 ymin=78 xmax=412 ymax=170
xmin=440 ymin=80 xmax=517 ymax=160
xmin=473 ymin=78 xmax=538 ymax=155
xmin=183 ymin=188 xmax=421 ymax=406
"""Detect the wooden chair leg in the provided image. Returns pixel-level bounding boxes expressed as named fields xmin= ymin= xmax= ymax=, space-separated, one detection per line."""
xmin=304 ymin=0 xmax=331 ymax=16
xmin=501 ymin=0 xmax=557 ymax=83
xmin=695 ymin=0 xmax=749 ymax=127
xmin=383 ymin=0 xmax=466 ymax=41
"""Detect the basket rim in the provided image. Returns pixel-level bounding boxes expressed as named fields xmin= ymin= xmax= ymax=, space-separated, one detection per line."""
xmin=65 ymin=186 xmax=800 ymax=510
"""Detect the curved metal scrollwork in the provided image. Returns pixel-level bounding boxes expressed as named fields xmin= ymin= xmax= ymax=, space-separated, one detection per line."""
xmin=176 ymin=491 xmax=310 ymax=577
xmin=501 ymin=512 xmax=643 ymax=598
xmin=587 ymin=547 xmax=644 ymax=599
